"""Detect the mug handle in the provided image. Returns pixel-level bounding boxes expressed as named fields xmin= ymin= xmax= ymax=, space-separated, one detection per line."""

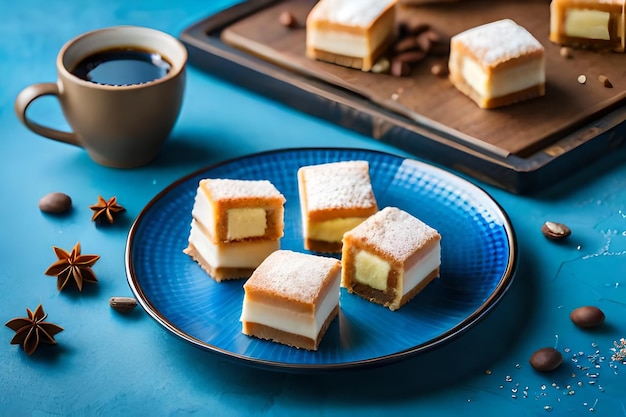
xmin=14 ymin=83 xmax=81 ymax=147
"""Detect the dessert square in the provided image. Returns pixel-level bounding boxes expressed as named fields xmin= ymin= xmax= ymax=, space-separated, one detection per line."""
xmin=306 ymin=0 xmax=398 ymax=71
xmin=191 ymin=178 xmax=285 ymax=243
xmin=297 ymin=160 xmax=378 ymax=253
xmin=341 ymin=206 xmax=441 ymax=311
xmin=448 ymin=19 xmax=545 ymax=109
xmin=240 ymin=250 xmax=342 ymax=351
xmin=184 ymin=178 xmax=285 ymax=282
xmin=550 ymin=0 xmax=625 ymax=52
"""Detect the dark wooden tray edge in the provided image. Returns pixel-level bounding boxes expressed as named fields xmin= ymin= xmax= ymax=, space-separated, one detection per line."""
xmin=179 ymin=1 xmax=626 ymax=194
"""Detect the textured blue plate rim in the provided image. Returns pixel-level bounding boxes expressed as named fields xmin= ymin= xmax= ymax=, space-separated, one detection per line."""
xmin=125 ymin=147 xmax=518 ymax=372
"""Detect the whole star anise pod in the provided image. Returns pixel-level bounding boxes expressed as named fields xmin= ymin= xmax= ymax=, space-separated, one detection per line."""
xmin=5 ymin=304 xmax=63 ymax=355
xmin=89 ymin=195 xmax=125 ymax=224
xmin=44 ymin=242 xmax=100 ymax=291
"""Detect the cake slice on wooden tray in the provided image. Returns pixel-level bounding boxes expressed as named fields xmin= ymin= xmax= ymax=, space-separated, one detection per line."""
xmin=550 ymin=0 xmax=625 ymax=52
xmin=306 ymin=0 xmax=398 ymax=71
xmin=448 ymin=19 xmax=545 ymax=109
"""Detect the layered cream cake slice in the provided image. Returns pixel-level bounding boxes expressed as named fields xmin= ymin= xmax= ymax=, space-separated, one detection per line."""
xmin=341 ymin=206 xmax=441 ymax=311
xmin=306 ymin=0 xmax=398 ymax=71
xmin=550 ymin=0 xmax=625 ymax=52
xmin=184 ymin=178 xmax=285 ymax=282
xmin=297 ymin=161 xmax=378 ymax=253
xmin=240 ymin=250 xmax=341 ymax=351
xmin=448 ymin=19 xmax=545 ymax=109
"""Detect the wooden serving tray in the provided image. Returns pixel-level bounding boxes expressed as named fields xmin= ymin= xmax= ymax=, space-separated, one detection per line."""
xmin=180 ymin=0 xmax=626 ymax=193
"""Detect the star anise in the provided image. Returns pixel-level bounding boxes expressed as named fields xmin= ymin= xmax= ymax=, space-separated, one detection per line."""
xmin=89 ymin=195 xmax=125 ymax=224
xmin=5 ymin=304 xmax=63 ymax=355
xmin=44 ymin=242 xmax=100 ymax=291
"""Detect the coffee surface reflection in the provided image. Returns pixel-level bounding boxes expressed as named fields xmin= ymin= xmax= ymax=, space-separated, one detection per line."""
xmin=71 ymin=48 xmax=171 ymax=86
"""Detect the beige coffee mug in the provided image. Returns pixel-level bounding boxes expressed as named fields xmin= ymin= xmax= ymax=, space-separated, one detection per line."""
xmin=15 ymin=26 xmax=187 ymax=168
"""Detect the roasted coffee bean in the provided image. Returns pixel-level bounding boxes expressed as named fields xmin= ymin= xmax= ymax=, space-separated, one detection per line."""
xmin=416 ymin=31 xmax=433 ymax=52
xmin=394 ymin=36 xmax=421 ymax=53
xmin=530 ymin=347 xmax=563 ymax=372
xmin=278 ymin=11 xmax=297 ymax=28
xmin=394 ymin=50 xmax=427 ymax=64
xmin=39 ymin=192 xmax=72 ymax=214
xmin=109 ymin=296 xmax=138 ymax=313
xmin=570 ymin=306 xmax=605 ymax=328
xmin=541 ymin=221 xmax=571 ymax=240
xmin=390 ymin=59 xmax=411 ymax=77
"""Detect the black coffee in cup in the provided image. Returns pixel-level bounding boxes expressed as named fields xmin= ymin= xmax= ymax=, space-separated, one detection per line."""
xmin=71 ymin=47 xmax=171 ymax=86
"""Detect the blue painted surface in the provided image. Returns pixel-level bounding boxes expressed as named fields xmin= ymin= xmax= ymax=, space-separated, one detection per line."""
xmin=1 ymin=1 xmax=625 ymax=416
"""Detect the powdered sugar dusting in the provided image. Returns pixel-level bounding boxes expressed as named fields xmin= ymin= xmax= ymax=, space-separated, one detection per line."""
xmin=200 ymin=178 xmax=284 ymax=201
xmin=300 ymin=161 xmax=377 ymax=211
xmin=245 ymin=250 xmax=340 ymax=304
xmin=347 ymin=207 xmax=440 ymax=262
xmin=312 ymin=0 xmax=396 ymax=27
xmin=452 ymin=19 xmax=543 ymax=66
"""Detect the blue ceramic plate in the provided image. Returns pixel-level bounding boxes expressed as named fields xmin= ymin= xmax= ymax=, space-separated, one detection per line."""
xmin=126 ymin=148 xmax=516 ymax=371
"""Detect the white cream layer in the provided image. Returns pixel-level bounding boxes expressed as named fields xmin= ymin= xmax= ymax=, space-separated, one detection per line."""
xmin=455 ymin=54 xmax=545 ymax=99
xmin=565 ymin=9 xmax=611 ymax=40
xmin=400 ymin=244 xmax=441 ymax=297
xmin=188 ymin=219 xmax=278 ymax=268
xmin=307 ymin=216 xmax=365 ymax=243
xmin=351 ymin=243 xmax=441 ymax=297
xmin=308 ymin=31 xmax=370 ymax=57
xmin=240 ymin=271 xmax=340 ymax=340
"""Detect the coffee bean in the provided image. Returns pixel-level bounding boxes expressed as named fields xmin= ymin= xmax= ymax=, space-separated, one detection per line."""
xmin=109 ymin=296 xmax=138 ymax=313
xmin=530 ymin=347 xmax=563 ymax=372
xmin=541 ymin=221 xmax=571 ymax=240
xmin=570 ymin=306 xmax=605 ymax=328
xmin=395 ymin=50 xmax=427 ymax=64
xmin=39 ymin=192 xmax=72 ymax=214
xmin=390 ymin=59 xmax=411 ymax=77
xmin=394 ymin=36 xmax=421 ymax=53
xmin=278 ymin=11 xmax=297 ymax=28
xmin=416 ymin=31 xmax=433 ymax=53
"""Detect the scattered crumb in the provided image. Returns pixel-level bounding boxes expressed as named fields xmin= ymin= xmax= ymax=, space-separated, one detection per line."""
xmin=559 ymin=46 xmax=573 ymax=59
xmin=430 ymin=62 xmax=448 ymax=77
xmin=577 ymin=74 xmax=587 ymax=84
xmin=598 ymin=75 xmax=613 ymax=88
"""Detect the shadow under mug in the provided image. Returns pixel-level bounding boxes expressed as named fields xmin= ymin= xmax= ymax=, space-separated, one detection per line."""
xmin=15 ymin=26 xmax=187 ymax=168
